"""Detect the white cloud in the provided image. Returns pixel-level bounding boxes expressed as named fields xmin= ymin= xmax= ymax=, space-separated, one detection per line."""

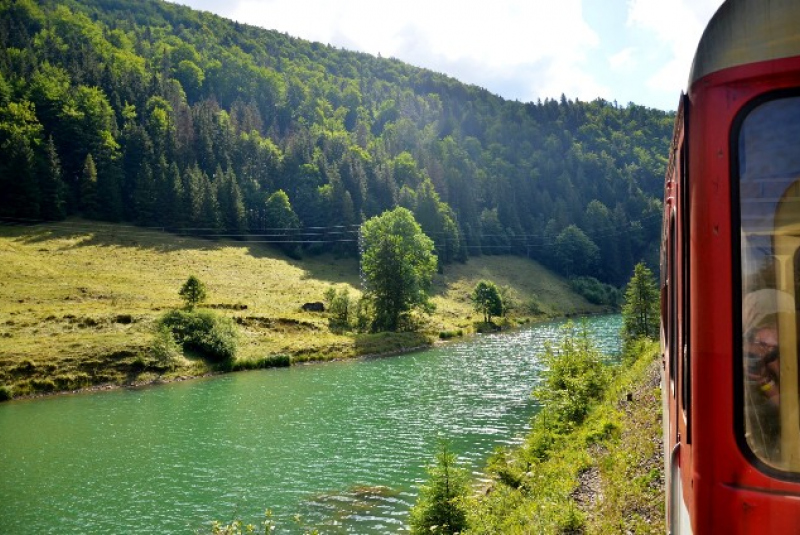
xmin=609 ymin=47 xmax=636 ymax=73
xmin=626 ymin=0 xmax=723 ymax=93
xmin=169 ymin=0 xmax=726 ymax=109
xmin=223 ymin=0 xmax=603 ymax=103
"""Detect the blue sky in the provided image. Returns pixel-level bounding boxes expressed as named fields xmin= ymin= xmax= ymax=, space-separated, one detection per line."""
xmin=169 ymin=0 xmax=724 ymax=112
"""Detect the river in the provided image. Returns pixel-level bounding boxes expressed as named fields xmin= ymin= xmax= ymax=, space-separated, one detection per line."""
xmin=0 ymin=314 xmax=621 ymax=534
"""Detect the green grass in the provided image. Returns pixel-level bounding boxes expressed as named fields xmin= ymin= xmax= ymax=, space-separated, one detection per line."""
xmin=465 ymin=340 xmax=663 ymax=534
xmin=0 ymin=220 xmax=604 ymax=398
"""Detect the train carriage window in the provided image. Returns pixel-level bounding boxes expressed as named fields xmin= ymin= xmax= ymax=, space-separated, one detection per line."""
xmin=680 ymin=138 xmax=691 ymax=444
xmin=738 ymin=95 xmax=800 ymax=472
xmin=670 ymin=213 xmax=677 ymax=396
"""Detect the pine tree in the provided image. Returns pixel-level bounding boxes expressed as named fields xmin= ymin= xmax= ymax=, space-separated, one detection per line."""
xmin=134 ymin=161 xmax=157 ymax=224
xmin=179 ymin=275 xmax=207 ymax=310
xmin=38 ymin=136 xmax=66 ymax=220
xmin=164 ymin=163 xmax=185 ymax=228
xmin=409 ymin=440 xmax=469 ymax=535
xmin=79 ymin=154 xmax=99 ymax=218
xmin=622 ymin=261 xmax=660 ymax=340
xmin=220 ymin=168 xmax=246 ymax=232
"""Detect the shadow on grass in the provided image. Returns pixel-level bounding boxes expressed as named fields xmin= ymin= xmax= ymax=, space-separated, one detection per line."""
xmin=1 ymin=219 xmax=361 ymax=286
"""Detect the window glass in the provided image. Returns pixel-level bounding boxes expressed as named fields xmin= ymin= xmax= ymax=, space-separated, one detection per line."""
xmin=739 ymin=96 xmax=800 ymax=471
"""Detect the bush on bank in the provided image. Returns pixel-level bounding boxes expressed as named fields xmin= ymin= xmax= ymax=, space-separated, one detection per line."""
xmin=462 ymin=329 xmax=662 ymax=534
xmin=157 ymin=309 xmax=238 ymax=364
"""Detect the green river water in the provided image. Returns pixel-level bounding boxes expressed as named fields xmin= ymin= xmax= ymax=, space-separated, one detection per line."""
xmin=0 ymin=315 xmax=621 ymax=534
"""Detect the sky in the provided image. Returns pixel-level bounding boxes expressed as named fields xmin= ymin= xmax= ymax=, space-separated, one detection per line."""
xmin=168 ymin=0 xmax=725 ymax=112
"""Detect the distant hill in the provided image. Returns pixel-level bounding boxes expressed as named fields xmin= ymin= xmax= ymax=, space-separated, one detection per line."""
xmin=0 ymin=0 xmax=672 ymax=285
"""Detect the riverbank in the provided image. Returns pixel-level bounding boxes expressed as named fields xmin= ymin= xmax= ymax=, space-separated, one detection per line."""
xmin=0 ymin=314 xmax=625 ymax=534
xmin=0 ymin=220 xmax=608 ymax=400
xmin=465 ymin=339 xmax=664 ymax=533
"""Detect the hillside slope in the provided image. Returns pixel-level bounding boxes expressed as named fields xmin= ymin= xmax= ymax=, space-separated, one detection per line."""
xmin=1 ymin=0 xmax=670 ymax=286
xmin=0 ymin=220 xmax=605 ymax=399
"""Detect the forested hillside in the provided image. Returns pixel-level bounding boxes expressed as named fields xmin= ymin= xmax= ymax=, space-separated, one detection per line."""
xmin=0 ymin=0 xmax=673 ymax=285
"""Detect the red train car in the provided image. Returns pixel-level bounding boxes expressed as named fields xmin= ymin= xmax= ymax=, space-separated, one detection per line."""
xmin=662 ymin=0 xmax=800 ymax=532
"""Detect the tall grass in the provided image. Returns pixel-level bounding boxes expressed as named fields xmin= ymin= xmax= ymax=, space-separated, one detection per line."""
xmin=464 ymin=335 xmax=662 ymax=534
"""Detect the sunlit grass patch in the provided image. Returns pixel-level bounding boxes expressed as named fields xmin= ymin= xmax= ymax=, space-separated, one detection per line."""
xmin=466 ymin=340 xmax=663 ymax=534
xmin=0 ymin=220 xmax=602 ymax=399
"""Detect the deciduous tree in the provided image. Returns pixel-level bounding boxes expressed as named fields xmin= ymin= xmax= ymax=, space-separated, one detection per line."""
xmin=472 ymin=280 xmax=503 ymax=324
xmin=361 ymin=207 xmax=437 ymax=332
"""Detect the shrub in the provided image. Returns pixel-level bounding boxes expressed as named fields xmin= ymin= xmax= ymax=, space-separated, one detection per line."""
xmin=570 ymin=276 xmax=622 ymax=307
xmin=534 ymin=322 xmax=609 ymax=428
xmin=53 ymin=373 xmax=91 ymax=391
xmin=0 ymin=385 xmax=12 ymax=401
xmin=31 ymin=378 xmax=56 ymax=392
xmin=158 ymin=309 xmax=238 ymax=363
xmin=230 ymin=354 xmax=291 ymax=371
xmin=622 ymin=336 xmax=654 ymax=367
xmin=324 ymin=285 xmax=352 ymax=332
xmin=409 ymin=440 xmax=469 ymax=535
xmin=438 ymin=329 xmax=463 ymax=340
xmin=151 ymin=326 xmax=183 ymax=368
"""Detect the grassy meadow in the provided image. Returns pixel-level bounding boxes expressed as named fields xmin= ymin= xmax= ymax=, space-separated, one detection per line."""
xmin=0 ymin=219 xmax=605 ymax=398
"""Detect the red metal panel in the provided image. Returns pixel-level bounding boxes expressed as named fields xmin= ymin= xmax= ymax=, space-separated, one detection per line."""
xmin=682 ymin=54 xmax=800 ymax=532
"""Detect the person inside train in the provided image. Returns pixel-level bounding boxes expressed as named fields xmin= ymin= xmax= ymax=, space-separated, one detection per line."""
xmin=743 ymin=288 xmax=795 ymax=461
xmin=746 ymin=318 xmax=781 ymax=406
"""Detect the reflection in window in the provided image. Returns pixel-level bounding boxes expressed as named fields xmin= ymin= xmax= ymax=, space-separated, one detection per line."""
xmin=739 ymin=96 xmax=800 ymax=471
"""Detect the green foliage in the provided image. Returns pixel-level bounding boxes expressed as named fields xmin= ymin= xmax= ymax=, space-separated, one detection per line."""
xmin=471 ymin=280 xmax=503 ymax=323
xmin=361 ymin=207 xmax=437 ymax=332
xmin=158 ymin=309 xmax=237 ymax=363
xmin=621 ymin=334 xmax=655 ymax=367
xmin=438 ymin=329 xmax=463 ymax=340
xmin=179 ymin=275 xmax=207 ymax=310
xmin=263 ymin=189 xmax=301 ymax=257
xmin=570 ymin=276 xmax=622 ymax=307
xmin=0 ymin=0 xmax=670 ymax=284
xmin=468 ymin=337 xmax=661 ymax=535
xmin=0 ymin=385 xmax=12 ymax=402
xmin=229 ymin=354 xmax=291 ymax=371
xmin=353 ymin=331 xmax=431 ymax=356
xmin=323 ymin=285 xmax=352 ymax=332
xmin=554 ymin=225 xmax=600 ymax=278
xmin=151 ymin=325 xmax=182 ymax=369
xmin=209 ymin=510 xmax=276 ymax=535
xmin=534 ymin=322 xmax=610 ymax=431
xmin=409 ymin=440 xmax=470 ymax=535
xmin=622 ymin=262 xmax=659 ymax=341
xmin=208 ymin=509 xmax=319 ymax=535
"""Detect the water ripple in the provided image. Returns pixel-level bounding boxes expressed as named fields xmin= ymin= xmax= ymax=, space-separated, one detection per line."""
xmin=0 ymin=315 xmax=620 ymax=534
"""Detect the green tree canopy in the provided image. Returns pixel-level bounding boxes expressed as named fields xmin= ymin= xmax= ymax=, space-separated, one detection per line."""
xmin=0 ymin=0 xmax=672 ymax=282
xmin=622 ymin=262 xmax=659 ymax=340
xmin=554 ymin=224 xmax=600 ymax=277
xmin=361 ymin=207 xmax=437 ymax=332
xmin=263 ymin=189 xmax=300 ymax=229
xmin=263 ymin=189 xmax=300 ymax=255
xmin=472 ymin=280 xmax=503 ymax=324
